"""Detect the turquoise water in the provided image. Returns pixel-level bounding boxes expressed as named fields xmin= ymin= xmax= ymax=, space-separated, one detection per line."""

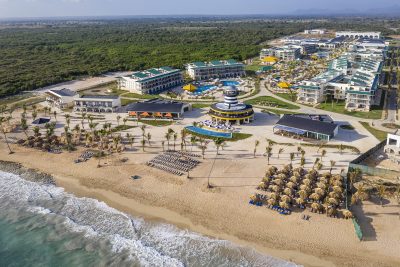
xmin=185 ymin=126 xmax=233 ymax=138
xmin=221 ymin=80 xmax=239 ymax=86
xmin=0 ymin=171 xmax=297 ymax=267
xmin=194 ymin=85 xmax=217 ymax=94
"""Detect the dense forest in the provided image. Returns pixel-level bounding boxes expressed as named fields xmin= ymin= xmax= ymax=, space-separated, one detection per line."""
xmin=0 ymin=17 xmax=398 ymax=97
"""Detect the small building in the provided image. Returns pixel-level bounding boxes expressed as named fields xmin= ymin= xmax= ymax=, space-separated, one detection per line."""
xmin=186 ymin=59 xmax=245 ymax=80
xmin=304 ymin=29 xmax=326 ymax=35
xmin=273 ymin=114 xmax=338 ymax=141
xmin=384 ymin=133 xmax=400 ymax=160
xmin=45 ymin=88 xmax=77 ymax=109
xmin=260 ymin=45 xmax=301 ymax=61
xmin=118 ymin=67 xmax=183 ymax=94
xmin=125 ymin=98 xmax=192 ymax=119
xmin=74 ymin=95 xmax=121 ymax=113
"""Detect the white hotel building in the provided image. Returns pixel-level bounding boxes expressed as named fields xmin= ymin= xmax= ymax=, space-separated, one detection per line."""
xmin=118 ymin=67 xmax=183 ymax=94
xmin=260 ymin=45 xmax=301 ymax=61
xmin=336 ymin=31 xmax=381 ymax=39
xmin=186 ymin=59 xmax=245 ymax=80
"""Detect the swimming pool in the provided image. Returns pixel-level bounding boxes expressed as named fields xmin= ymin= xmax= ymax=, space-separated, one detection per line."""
xmin=194 ymin=85 xmax=217 ymax=94
xmin=221 ymin=80 xmax=239 ymax=86
xmin=185 ymin=126 xmax=232 ymax=138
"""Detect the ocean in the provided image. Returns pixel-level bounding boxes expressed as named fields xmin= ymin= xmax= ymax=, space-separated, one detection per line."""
xmin=0 ymin=170 xmax=298 ymax=267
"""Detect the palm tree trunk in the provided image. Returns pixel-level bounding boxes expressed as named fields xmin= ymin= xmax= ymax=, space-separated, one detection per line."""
xmin=2 ymin=132 xmax=13 ymax=154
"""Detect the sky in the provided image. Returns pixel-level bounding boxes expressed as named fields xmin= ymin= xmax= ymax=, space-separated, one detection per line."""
xmin=0 ymin=0 xmax=399 ymax=18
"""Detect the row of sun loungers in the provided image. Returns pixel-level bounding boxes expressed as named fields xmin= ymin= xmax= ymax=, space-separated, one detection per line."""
xmin=146 ymin=162 xmax=184 ymax=176
xmin=147 ymin=151 xmax=201 ymax=176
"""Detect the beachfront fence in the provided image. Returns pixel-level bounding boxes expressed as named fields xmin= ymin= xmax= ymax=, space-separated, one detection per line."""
xmin=352 ymin=218 xmax=363 ymax=241
xmin=348 ymin=140 xmax=400 ymax=180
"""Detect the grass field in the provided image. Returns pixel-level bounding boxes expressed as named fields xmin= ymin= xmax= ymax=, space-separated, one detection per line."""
xmin=185 ymin=130 xmax=252 ymax=142
xmin=245 ymin=65 xmax=263 ymax=71
xmin=317 ymin=100 xmax=383 ymax=120
xmin=276 ymin=92 xmax=297 ymax=102
xmin=139 ymin=120 xmax=174 ymax=127
xmin=191 ymin=103 xmax=212 ymax=109
xmin=359 ymin=121 xmax=390 ymax=141
xmin=245 ymin=96 xmax=300 ymax=110
xmin=121 ymin=92 xmax=159 ymax=99
xmin=262 ymin=108 xmax=301 ymax=115
xmin=121 ymin=98 xmax=138 ymax=106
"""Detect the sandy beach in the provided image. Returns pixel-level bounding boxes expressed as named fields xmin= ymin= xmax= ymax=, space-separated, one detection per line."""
xmin=1 ymin=140 xmax=399 ymax=267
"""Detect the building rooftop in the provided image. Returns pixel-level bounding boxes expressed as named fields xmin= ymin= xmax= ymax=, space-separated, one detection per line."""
xmin=124 ymin=98 xmax=188 ymax=113
xmin=187 ymin=59 xmax=243 ymax=68
xmin=275 ymin=115 xmax=338 ymax=136
xmin=48 ymin=88 xmax=76 ymax=97
xmin=127 ymin=67 xmax=181 ymax=82
xmin=79 ymin=95 xmax=120 ymax=99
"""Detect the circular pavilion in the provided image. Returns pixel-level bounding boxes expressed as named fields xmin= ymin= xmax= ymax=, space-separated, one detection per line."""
xmin=209 ymin=86 xmax=254 ymax=125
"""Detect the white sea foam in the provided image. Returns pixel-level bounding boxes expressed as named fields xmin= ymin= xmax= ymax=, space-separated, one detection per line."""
xmin=0 ymin=171 xmax=300 ymax=267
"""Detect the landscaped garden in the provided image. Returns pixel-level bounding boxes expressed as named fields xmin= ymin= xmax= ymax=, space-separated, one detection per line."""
xmin=317 ymin=100 xmax=383 ymax=120
xmin=245 ymin=96 xmax=300 ymax=110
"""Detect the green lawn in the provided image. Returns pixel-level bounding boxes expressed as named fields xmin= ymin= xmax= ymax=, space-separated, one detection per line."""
xmin=359 ymin=121 xmax=389 ymax=141
xmin=245 ymin=96 xmax=300 ymax=110
xmin=121 ymin=98 xmax=138 ymax=106
xmin=111 ymin=125 xmax=136 ymax=132
xmin=121 ymin=92 xmax=159 ymax=99
xmin=276 ymin=92 xmax=297 ymax=102
xmin=382 ymin=123 xmax=400 ymax=129
xmin=261 ymin=108 xmax=301 ymax=115
xmin=139 ymin=120 xmax=174 ymax=127
xmin=317 ymin=100 xmax=383 ymax=120
xmin=191 ymin=103 xmax=211 ymax=109
xmin=109 ymin=89 xmax=129 ymax=96
xmin=245 ymin=65 xmax=263 ymax=71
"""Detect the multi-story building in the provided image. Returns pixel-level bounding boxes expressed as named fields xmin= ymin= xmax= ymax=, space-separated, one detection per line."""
xmin=45 ymin=88 xmax=77 ymax=109
xmin=304 ymin=29 xmax=326 ymax=35
xmin=118 ymin=67 xmax=183 ymax=94
xmin=345 ymin=69 xmax=380 ymax=111
xmin=186 ymin=59 xmax=245 ymax=80
xmin=336 ymin=31 xmax=381 ymax=39
xmin=73 ymin=95 xmax=121 ymax=113
xmin=297 ymin=70 xmax=344 ymax=105
xmin=260 ymin=45 xmax=301 ymax=61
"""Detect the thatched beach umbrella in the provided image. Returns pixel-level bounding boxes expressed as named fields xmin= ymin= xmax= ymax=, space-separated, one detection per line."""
xmin=296 ymin=197 xmax=306 ymax=206
xmin=273 ymin=179 xmax=284 ymax=186
xmin=269 ymin=192 xmax=278 ymax=200
xmin=332 ymin=180 xmax=343 ymax=187
xmin=328 ymin=198 xmax=339 ymax=206
xmin=281 ymin=195 xmax=292 ymax=203
xmin=279 ymin=201 xmax=290 ymax=209
xmin=310 ymin=193 xmax=321 ymax=201
xmin=333 ymin=186 xmax=343 ymax=194
xmin=342 ymin=209 xmax=353 ymax=219
xmin=267 ymin=198 xmax=277 ymax=206
xmin=316 ymin=182 xmax=327 ymax=190
xmin=329 ymin=191 xmax=340 ymax=199
xmin=286 ymin=181 xmax=296 ymax=189
xmin=314 ymin=188 xmax=325 ymax=196
xmin=302 ymin=179 xmax=312 ymax=186
xmin=298 ymin=189 xmax=308 ymax=199
xmin=289 ymin=176 xmax=298 ymax=184
xmin=258 ymin=182 xmax=267 ymax=190
xmin=311 ymin=202 xmax=322 ymax=213
xmin=283 ymin=187 xmax=293 ymax=196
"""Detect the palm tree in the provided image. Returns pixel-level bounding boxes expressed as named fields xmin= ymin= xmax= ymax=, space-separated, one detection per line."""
xmin=214 ymin=138 xmax=225 ymax=155
xmin=20 ymin=117 xmax=29 ymax=138
xmin=278 ymin=147 xmax=284 ymax=159
xmin=32 ymin=111 xmax=37 ymax=122
xmin=198 ymin=142 xmax=208 ymax=159
xmin=351 ymin=184 xmax=369 ymax=205
xmin=265 ymin=146 xmax=272 ymax=165
xmin=190 ymin=136 xmax=197 ymax=151
xmin=165 ymin=132 xmax=171 ymax=150
xmin=116 ymin=115 xmax=121 ymax=126
xmin=329 ymin=160 xmax=336 ymax=174
xmin=123 ymin=117 xmax=128 ymax=126
xmin=147 ymin=132 xmax=152 ymax=146
xmin=289 ymin=152 xmax=294 ymax=165
xmin=139 ymin=139 xmax=145 ymax=152
xmin=320 ymin=149 xmax=326 ymax=162
xmin=173 ymin=133 xmax=178 ymax=151
xmin=339 ymin=144 xmax=344 ymax=155
xmin=312 ymin=158 xmax=320 ymax=169
xmin=161 ymin=141 xmax=165 ymax=152
xmin=253 ymin=140 xmax=259 ymax=158
xmin=376 ymin=185 xmax=387 ymax=207
xmin=181 ymin=129 xmax=187 ymax=151
xmin=297 ymin=145 xmax=302 ymax=156
xmin=0 ymin=117 xmax=13 ymax=154
xmin=300 ymin=156 xmax=306 ymax=167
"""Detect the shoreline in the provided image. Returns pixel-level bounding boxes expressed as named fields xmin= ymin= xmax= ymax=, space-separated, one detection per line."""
xmin=1 ymin=144 xmax=399 ymax=267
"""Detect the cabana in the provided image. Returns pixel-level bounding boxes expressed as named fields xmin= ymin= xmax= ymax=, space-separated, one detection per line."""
xmin=183 ymin=84 xmax=197 ymax=92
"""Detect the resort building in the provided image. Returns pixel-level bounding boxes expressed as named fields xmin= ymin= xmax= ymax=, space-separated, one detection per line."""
xmin=335 ymin=31 xmax=381 ymax=39
xmin=384 ymin=133 xmax=400 ymax=157
xmin=124 ymin=98 xmax=192 ymax=119
xmin=297 ymin=70 xmax=344 ymax=105
xmin=73 ymin=95 xmax=121 ymax=113
xmin=260 ymin=45 xmax=301 ymax=61
xmin=118 ymin=67 xmax=183 ymax=94
xmin=186 ymin=59 xmax=245 ymax=80
xmin=209 ymin=86 xmax=254 ymax=125
xmin=273 ymin=114 xmax=338 ymax=141
xmin=45 ymin=88 xmax=77 ymax=109
xmin=304 ymin=29 xmax=326 ymax=35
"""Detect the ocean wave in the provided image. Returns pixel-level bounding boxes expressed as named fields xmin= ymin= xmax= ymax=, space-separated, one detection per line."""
xmin=0 ymin=171 xmax=298 ymax=267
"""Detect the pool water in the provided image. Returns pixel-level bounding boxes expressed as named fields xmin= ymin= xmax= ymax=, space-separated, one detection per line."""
xmin=194 ymin=85 xmax=217 ymax=94
xmin=221 ymin=80 xmax=239 ymax=86
xmin=185 ymin=126 xmax=232 ymax=138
